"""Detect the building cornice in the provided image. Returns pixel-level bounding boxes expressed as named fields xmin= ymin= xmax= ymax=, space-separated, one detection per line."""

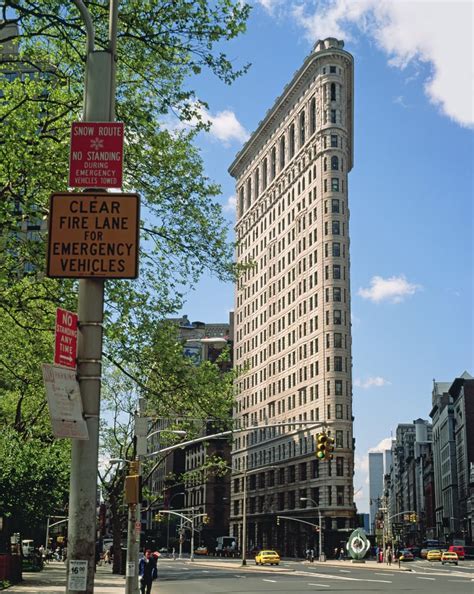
xmin=229 ymin=39 xmax=353 ymax=180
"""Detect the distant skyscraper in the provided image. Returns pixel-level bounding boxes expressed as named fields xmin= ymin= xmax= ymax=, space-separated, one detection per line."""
xmin=229 ymin=38 xmax=355 ymax=555
xmin=369 ymin=452 xmax=384 ymax=533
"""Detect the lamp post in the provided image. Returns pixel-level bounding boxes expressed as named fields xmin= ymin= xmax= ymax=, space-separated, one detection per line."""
xmin=166 ymin=492 xmax=185 ymax=551
xmin=300 ymin=498 xmax=325 ymax=561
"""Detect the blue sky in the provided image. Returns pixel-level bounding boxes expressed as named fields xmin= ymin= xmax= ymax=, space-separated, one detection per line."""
xmin=176 ymin=0 xmax=473 ymax=512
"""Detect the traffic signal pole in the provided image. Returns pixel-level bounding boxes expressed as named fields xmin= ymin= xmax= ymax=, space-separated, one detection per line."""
xmin=66 ymin=3 xmax=119 ymax=593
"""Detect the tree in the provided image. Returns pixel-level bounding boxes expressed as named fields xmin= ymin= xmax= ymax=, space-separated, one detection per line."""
xmin=0 ymin=0 xmax=249 ymax=544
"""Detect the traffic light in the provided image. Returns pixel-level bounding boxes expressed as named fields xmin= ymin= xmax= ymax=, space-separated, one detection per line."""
xmin=276 ymin=516 xmax=280 ymax=526
xmin=125 ymin=474 xmax=142 ymax=504
xmin=325 ymin=435 xmax=335 ymax=460
xmin=202 ymin=514 xmax=210 ymax=525
xmin=154 ymin=513 xmax=165 ymax=523
xmin=316 ymin=433 xmax=328 ymax=459
xmin=410 ymin=513 xmax=417 ymax=523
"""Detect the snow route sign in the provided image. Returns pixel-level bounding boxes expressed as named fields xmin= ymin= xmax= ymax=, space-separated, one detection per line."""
xmin=69 ymin=121 xmax=124 ymax=189
xmin=47 ymin=192 xmax=140 ymax=279
xmin=55 ymin=308 xmax=78 ymax=369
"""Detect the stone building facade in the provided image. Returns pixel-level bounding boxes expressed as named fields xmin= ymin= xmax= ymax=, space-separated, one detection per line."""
xmin=229 ymin=38 xmax=355 ymax=556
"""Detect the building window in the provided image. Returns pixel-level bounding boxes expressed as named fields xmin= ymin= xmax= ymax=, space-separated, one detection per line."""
xmin=331 ymin=134 xmax=338 ymax=147
xmin=277 ymin=492 xmax=284 ymax=510
xmin=336 ymin=457 xmax=344 ymax=476
xmin=332 ymin=242 xmax=341 ymax=257
xmin=331 ymin=198 xmax=340 ymax=213
xmin=335 ymin=380 xmax=343 ymax=396
xmin=279 ymin=468 xmax=285 ymax=484
xmin=324 ymin=179 xmax=327 ymax=192
xmin=288 ymin=465 xmax=296 ymax=482
xmin=333 ymin=265 xmax=341 ymax=279
xmin=255 ymin=168 xmax=260 ymax=198
xmin=331 ymin=156 xmax=339 ymax=170
xmin=328 ymin=486 xmax=332 ymax=506
xmin=234 ymin=478 xmax=240 ymax=493
xmin=271 ymin=147 xmax=276 ymax=180
xmin=334 ymin=333 xmax=342 ymax=348
xmin=246 ymin=178 xmax=251 ymax=209
xmin=336 ymin=485 xmax=344 ymax=506
xmin=336 ymin=403 xmax=343 ymax=419
xmin=262 ymin=158 xmax=268 ymax=190
xmin=333 ymin=287 xmax=342 ymax=302
xmin=239 ymin=187 xmax=244 ymax=215
xmin=234 ymin=500 xmax=239 ymax=515
xmin=330 ymin=66 xmax=337 ymax=74
xmin=310 ymin=98 xmax=316 ymax=135
xmin=311 ymin=459 xmax=319 ymax=479
xmin=299 ymin=462 xmax=307 ymax=481
xmin=330 ymin=82 xmax=336 ymax=101
xmin=336 ymin=430 xmax=343 ymax=448
xmin=311 ymin=487 xmax=320 ymax=505
xmin=332 ymin=221 xmax=340 ymax=235
xmin=334 ymin=356 xmax=343 ymax=371
xmin=334 ymin=310 xmax=342 ymax=325
xmin=330 ymin=109 xmax=336 ymax=123
xmin=288 ymin=491 xmax=295 ymax=509
xmin=323 ymin=158 xmax=327 ymax=172
xmin=299 ymin=111 xmax=305 ymax=146
xmin=279 ymin=135 xmax=285 ymax=169
xmin=289 ymin=124 xmax=295 ymax=158
xmin=331 ymin=178 xmax=340 ymax=191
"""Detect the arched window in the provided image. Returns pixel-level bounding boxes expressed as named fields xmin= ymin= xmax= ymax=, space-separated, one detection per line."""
xmin=330 ymin=83 xmax=336 ymax=101
xmin=279 ymin=135 xmax=285 ymax=169
xmin=270 ymin=147 xmax=276 ymax=180
xmin=299 ymin=111 xmax=305 ymax=147
xmin=239 ymin=187 xmax=244 ymax=215
xmin=310 ymin=97 xmax=316 ymax=135
xmin=331 ymin=156 xmax=339 ymax=170
xmin=254 ymin=168 xmax=260 ymax=198
xmin=246 ymin=178 xmax=251 ymax=209
xmin=262 ymin=158 xmax=268 ymax=190
xmin=289 ymin=124 xmax=295 ymax=158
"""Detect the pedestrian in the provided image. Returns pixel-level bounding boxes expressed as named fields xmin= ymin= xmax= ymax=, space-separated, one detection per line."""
xmin=138 ymin=549 xmax=158 ymax=594
xmin=310 ymin=548 xmax=315 ymax=563
xmin=387 ymin=547 xmax=392 ymax=566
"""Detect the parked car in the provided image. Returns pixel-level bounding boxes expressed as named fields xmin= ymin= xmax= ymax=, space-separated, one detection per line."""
xmin=398 ymin=549 xmax=414 ymax=561
xmin=255 ymin=550 xmax=280 ymax=566
xmin=441 ymin=551 xmax=459 ymax=565
xmin=426 ymin=549 xmax=442 ymax=561
xmin=448 ymin=545 xmax=465 ymax=560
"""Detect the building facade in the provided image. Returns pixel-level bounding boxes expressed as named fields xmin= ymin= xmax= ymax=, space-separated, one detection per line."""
xmin=369 ymin=452 xmax=384 ymax=534
xmin=229 ymin=38 xmax=355 ymax=557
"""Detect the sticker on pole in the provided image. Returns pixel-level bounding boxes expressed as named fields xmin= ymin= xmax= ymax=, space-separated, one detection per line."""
xmin=42 ymin=364 xmax=89 ymax=440
xmin=46 ymin=192 xmax=140 ymax=279
xmin=126 ymin=561 xmax=135 ymax=577
xmin=69 ymin=122 xmax=124 ymax=189
xmin=54 ymin=308 xmax=78 ymax=369
xmin=68 ymin=559 xmax=88 ymax=590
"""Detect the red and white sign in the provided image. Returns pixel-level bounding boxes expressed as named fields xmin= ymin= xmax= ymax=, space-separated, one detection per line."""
xmin=54 ymin=308 xmax=78 ymax=369
xmin=69 ymin=122 xmax=124 ymax=188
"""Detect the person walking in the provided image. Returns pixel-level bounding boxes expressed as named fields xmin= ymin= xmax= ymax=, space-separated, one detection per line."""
xmin=138 ymin=549 xmax=158 ymax=594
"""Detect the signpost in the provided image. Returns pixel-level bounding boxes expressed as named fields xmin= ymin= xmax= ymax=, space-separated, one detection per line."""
xmin=47 ymin=192 xmax=140 ymax=279
xmin=69 ymin=122 xmax=124 ymax=189
xmin=55 ymin=308 xmax=78 ymax=369
xmin=42 ymin=364 xmax=89 ymax=440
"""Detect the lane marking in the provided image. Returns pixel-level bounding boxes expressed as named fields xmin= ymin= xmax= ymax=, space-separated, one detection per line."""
xmin=262 ymin=578 xmax=277 ymax=582
xmin=308 ymin=584 xmax=330 ymax=588
xmin=417 ymin=577 xmax=436 ymax=580
xmin=339 ymin=569 xmax=351 ymax=573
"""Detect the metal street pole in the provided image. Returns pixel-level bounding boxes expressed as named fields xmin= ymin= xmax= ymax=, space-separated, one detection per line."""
xmin=190 ymin=509 xmax=195 ymax=562
xmin=178 ymin=517 xmax=183 ymax=560
xmin=242 ymin=469 xmax=247 ymax=566
xmin=66 ymin=3 xmax=118 ymax=593
xmin=300 ymin=498 xmax=325 ymax=562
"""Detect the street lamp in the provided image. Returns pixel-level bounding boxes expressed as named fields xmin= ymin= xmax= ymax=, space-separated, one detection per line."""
xmin=300 ymin=498 xmax=325 ymax=562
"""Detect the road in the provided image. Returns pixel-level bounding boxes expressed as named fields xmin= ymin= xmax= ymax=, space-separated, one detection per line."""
xmin=154 ymin=557 xmax=474 ymax=593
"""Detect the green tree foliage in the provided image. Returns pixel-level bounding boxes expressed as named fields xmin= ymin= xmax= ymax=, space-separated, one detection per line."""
xmin=0 ymin=0 xmax=249 ymax=540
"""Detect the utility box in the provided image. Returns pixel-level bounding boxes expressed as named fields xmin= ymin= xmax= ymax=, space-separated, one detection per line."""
xmin=125 ymin=475 xmax=142 ymax=504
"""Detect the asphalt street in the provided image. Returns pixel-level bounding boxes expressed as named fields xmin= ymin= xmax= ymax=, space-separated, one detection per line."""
xmin=154 ymin=557 xmax=474 ymax=593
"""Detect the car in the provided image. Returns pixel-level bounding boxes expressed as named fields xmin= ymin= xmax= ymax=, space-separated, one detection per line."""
xmin=448 ymin=545 xmax=465 ymax=560
xmin=426 ymin=549 xmax=442 ymax=561
xmin=255 ymin=550 xmax=280 ymax=566
xmin=441 ymin=551 xmax=458 ymax=565
xmin=398 ymin=549 xmax=414 ymax=561
xmin=194 ymin=546 xmax=208 ymax=555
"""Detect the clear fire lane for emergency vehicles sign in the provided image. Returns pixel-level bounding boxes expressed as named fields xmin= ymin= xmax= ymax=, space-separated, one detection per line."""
xmin=69 ymin=122 xmax=124 ymax=188
xmin=47 ymin=192 xmax=140 ymax=279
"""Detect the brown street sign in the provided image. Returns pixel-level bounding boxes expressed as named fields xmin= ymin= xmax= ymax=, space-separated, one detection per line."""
xmin=47 ymin=192 xmax=140 ymax=279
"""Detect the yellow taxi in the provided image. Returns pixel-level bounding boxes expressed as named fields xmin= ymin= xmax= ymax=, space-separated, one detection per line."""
xmin=426 ymin=549 xmax=442 ymax=561
xmin=441 ymin=551 xmax=459 ymax=565
xmin=255 ymin=550 xmax=281 ymax=566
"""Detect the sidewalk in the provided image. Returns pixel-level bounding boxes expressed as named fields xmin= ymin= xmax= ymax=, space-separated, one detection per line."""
xmin=1 ymin=562 xmax=128 ymax=593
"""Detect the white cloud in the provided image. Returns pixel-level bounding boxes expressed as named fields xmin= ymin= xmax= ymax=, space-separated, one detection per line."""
xmin=277 ymin=0 xmax=474 ymax=128
xmin=369 ymin=437 xmax=393 ymax=453
xmin=354 ymin=376 xmax=391 ymax=388
xmin=223 ymin=195 xmax=237 ymax=213
xmin=207 ymin=109 xmax=250 ymax=144
xmin=358 ymin=274 xmax=421 ymax=303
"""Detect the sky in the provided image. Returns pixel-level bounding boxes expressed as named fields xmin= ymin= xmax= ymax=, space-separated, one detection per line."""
xmin=176 ymin=0 xmax=474 ymax=513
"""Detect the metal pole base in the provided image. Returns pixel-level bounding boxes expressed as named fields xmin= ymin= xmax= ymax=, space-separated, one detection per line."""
xmin=241 ymin=559 xmax=247 ymax=566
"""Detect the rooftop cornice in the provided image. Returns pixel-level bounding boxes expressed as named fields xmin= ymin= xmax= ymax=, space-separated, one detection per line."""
xmin=229 ymin=41 xmax=353 ymax=180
